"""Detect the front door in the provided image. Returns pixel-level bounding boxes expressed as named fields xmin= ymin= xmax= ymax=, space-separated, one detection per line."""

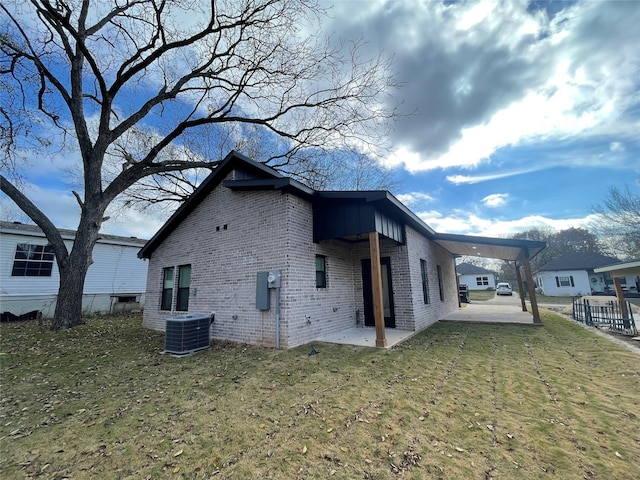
xmin=361 ymin=257 xmax=396 ymax=328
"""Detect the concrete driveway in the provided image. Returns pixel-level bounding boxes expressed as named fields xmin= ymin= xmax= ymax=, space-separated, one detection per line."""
xmin=442 ymin=293 xmax=538 ymax=325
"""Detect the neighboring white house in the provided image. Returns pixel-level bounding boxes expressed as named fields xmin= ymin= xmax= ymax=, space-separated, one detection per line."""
xmin=0 ymin=221 xmax=148 ymax=318
xmin=535 ymin=252 xmax=637 ymax=297
xmin=456 ymin=262 xmax=497 ymax=290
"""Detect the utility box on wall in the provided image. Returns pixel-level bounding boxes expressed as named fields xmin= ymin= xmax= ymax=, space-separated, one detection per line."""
xmin=256 ymin=270 xmax=281 ymax=310
xmin=267 ymin=271 xmax=281 ymax=288
xmin=256 ymin=272 xmax=270 ymax=310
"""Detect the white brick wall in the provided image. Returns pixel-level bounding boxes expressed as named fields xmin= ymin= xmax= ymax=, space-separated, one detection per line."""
xmin=144 ymin=174 xmax=460 ymax=348
xmin=404 ymin=226 xmax=459 ymax=330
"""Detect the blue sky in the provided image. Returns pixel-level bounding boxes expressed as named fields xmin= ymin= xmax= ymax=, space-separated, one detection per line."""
xmin=1 ymin=0 xmax=638 ymax=240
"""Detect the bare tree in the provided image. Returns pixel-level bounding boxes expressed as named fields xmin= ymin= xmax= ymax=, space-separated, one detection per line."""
xmin=117 ymin=124 xmax=399 ymax=212
xmin=496 ymin=226 xmax=607 ymax=283
xmin=0 ymin=0 xmax=400 ymax=329
xmin=590 ymin=185 xmax=640 ymax=259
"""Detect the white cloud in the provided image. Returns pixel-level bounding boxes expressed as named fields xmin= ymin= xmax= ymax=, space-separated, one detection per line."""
xmin=395 ymin=191 xmax=434 ymax=207
xmin=481 ymin=193 xmax=509 ymax=208
xmin=336 ymin=0 xmax=640 ymax=172
xmin=415 ymin=208 xmax=599 ymax=237
xmin=609 ymin=142 xmax=625 ymax=152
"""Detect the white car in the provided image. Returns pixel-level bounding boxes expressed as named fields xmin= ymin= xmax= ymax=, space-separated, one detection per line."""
xmin=496 ymin=282 xmax=513 ymax=296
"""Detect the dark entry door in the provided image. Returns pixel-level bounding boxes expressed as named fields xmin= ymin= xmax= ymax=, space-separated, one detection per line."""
xmin=361 ymin=257 xmax=396 ymax=328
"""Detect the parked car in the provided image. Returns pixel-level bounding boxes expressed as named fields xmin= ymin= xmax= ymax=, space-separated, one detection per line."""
xmin=496 ymin=282 xmax=513 ymax=296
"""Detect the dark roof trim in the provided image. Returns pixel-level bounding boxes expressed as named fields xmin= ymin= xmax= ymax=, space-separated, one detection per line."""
xmin=317 ymin=190 xmax=436 ymax=239
xmin=223 ymin=177 xmax=315 ymax=198
xmin=139 ymin=151 xmax=546 ymax=262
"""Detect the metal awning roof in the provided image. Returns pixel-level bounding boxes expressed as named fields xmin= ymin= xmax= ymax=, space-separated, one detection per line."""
xmin=594 ymin=259 xmax=640 ymax=278
xmin=433 ymin=233 xmax=546 ymax=263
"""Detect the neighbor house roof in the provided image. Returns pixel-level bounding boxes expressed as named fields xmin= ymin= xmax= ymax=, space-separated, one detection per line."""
xmin=139 ymin=151 xmax=546 ymax=262
xmin=0 ymin=221 xmax=147 ymax=246
xmin=538 ymin=252 xmax=620 ymax=272
xmin=456 ymin=263 xmax=495 ymax=275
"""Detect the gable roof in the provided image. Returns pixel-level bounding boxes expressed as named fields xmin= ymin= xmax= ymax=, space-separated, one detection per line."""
xmin=456 ymin=263 xmax=495 ymax=275
xmin=538 ymin=252 xmax=620 ymax=272
xmin=139 ymin=151 xmax=546 ymax=262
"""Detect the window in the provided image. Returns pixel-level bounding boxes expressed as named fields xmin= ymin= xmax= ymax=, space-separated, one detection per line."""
xmin=476 ymin=276 xmax=489 ymax=286
xmin=437 ymin=265 xmax=444 ymax=301
xmin=176 ymin=265 xmax=191 ymax=311
xmin=555 ymin=276 xmax=574 ymax=287
xmin=316 ymin=255 xmax=326 ymax=288
xmin=11 ymin=243 xmax=55 ymax=276
xmin=420 ymin=259 xmax=430 ymax=304
xmin=161 ymin=267 xmax=174 ymax=310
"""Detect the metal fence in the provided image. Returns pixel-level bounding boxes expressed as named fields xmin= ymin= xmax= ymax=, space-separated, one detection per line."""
xmin=572 ymin=297 xmax=638 ymax=336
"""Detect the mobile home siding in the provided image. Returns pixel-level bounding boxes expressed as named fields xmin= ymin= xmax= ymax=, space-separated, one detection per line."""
xmin=0 ymin=225 xmax=147 ymax=316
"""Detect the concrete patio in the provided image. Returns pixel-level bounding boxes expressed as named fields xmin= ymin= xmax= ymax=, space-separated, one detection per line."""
xmin=315 ymin=295 xmax=539 ymax=349
xmin=314 ymin=326 xmax=417 ymax=349
xmin=441 ymin=298 xmax=538 ymax=325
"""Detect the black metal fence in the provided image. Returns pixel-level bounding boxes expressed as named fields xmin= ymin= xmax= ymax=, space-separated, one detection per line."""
xmin=572 ymin=298 xmax=638 ymax=336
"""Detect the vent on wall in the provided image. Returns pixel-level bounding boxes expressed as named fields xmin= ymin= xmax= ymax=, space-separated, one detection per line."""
xmin=164 ymin=314 xmax=213 ymax=355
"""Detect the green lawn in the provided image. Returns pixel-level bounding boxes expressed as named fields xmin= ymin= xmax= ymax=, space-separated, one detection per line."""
xmin=1 ymin=313 xmax=638 ymax=479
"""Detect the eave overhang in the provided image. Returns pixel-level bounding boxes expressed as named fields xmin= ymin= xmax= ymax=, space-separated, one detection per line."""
xmin=433 ymin=233 xmax=546 ymax=263
xmin=594 ymin=260 xmax=640 ymax=278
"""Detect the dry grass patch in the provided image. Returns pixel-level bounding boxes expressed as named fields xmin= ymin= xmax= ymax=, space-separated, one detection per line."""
xmin=1 ymin=312 xmax=639 ymax=479
xmin=468 ymin=290 xmax=496 ymax=302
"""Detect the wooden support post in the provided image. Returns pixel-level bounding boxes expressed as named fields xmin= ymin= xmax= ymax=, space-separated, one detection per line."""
xmin=522 ymin=255 xmax=541 ymax=324
xmin=613 ymin=278 xmax=629 ymax=318
xmin=515 ymin=263 xmax=527 ymax=312
xmin=368 ymin=231 xmax=387 ymax=348
xmin=455 ymin=259 xmax=461 ymax=307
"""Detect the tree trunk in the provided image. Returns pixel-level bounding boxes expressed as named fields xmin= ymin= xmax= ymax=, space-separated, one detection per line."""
xmin=51 ymin=210 xmax=103 ymax=330
xmin=52 ymin=260 xmax=89 ymax=329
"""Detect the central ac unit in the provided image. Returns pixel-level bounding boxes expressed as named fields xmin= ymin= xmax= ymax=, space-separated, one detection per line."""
xmin=165 ymin=314 xmax=212 ymax=355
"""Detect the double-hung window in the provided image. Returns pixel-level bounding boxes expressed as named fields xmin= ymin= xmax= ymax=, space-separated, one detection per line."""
xmin=555 ymin=276 xmax=574 ymax=288
xmin=420 ymin=259 xmax=430 ymax=304
xmin=316 ymin=255 xmax=327 ymax=288
xmin=161 ymin=267 xmax=175 ymax=310
xmin=176 ymin=265 xmax=191 ymax=311
xmin=437 ymin=265 xmax=444 ymax=301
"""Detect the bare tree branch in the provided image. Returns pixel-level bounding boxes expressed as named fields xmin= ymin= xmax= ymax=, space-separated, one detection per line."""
xmin=0 ymin=174 xmax=69 ymax=261
xmin=0 ymin=0 xmax=402 ymax=328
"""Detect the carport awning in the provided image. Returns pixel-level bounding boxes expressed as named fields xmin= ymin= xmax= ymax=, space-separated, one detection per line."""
xmin=433 ymin=233 xmax=546 ymax=264
xmin=594 ymin=259 xmax=640 ymax=278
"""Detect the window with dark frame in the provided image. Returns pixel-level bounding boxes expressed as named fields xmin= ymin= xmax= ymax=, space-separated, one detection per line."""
xmin=420 ymin=259 xmax=430 ymax=304
xmin=161 ymin=267 xmax=174 ymax=310
xmin=475 ymin=276 xmax=489 ymax=286
xmin=176 ymin=265 xmax=191 ymax=311
xmin=555 ymin=275 xmax=574 ymax=288
xmin=11 ymin=243 xmax=55 ymax=277
xmin=437 ymin=264 xmax=444 ymax=301
xmin=315 ymin=255 xmax=326 ymax=288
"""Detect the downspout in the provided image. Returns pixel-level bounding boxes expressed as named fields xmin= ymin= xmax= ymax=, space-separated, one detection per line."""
xmin=275 ymin=284 xmax=281 ymax=349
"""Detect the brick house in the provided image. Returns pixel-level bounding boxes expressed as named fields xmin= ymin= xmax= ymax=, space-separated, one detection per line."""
xmin=139 ymin=151 xmax=545 ymax=348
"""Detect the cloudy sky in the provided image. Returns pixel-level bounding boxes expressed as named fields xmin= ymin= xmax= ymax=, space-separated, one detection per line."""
xmin=324 ymin=0 xmax=639 ymax=237
xmin=2 ymin=0 xmax=639 ymax=240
